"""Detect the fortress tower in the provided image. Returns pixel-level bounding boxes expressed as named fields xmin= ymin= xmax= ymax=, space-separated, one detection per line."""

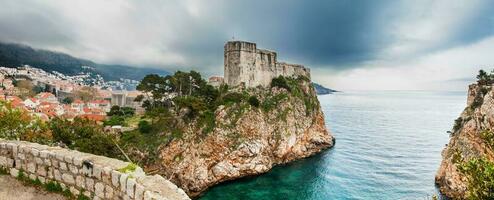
xmin=224 ymin=41 xmax=310 ymax=88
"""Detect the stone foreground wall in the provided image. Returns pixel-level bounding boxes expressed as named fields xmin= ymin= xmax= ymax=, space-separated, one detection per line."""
xmin=0 ymin=139 xmax=190 ymax=200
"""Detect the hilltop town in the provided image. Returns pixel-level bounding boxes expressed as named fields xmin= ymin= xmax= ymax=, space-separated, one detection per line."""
xmin=0 ymin=66 xmax=143 ymax=123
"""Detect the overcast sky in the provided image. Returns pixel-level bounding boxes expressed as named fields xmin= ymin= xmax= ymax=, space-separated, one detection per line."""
xmin=1 ymin=0 xmax=494 ymax=91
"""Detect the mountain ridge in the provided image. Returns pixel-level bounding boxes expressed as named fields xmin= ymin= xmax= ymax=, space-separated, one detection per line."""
xmin=0 ymin=42 xmax=169 ymax=81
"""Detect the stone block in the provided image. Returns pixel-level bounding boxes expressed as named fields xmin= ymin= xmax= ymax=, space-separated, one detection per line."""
xmin=62 ymin=173 xmax=75 ymax=185
xmin=48 ymin=152 xmax=56 ymax=159
xmin=54 ymin=169 xmax=62 ymax=181
xmin=70 ymin=186 xmax=80 ymax=196
xmin=47 ymin=167 xmax=54 ymax=179
xmin=92 ymin=165 xmax=102 ymax=180
xmin=39 ymin=150 xmax=49 ymax=158
xmin=76 ymin=175 xmax=85 ymax=189
xmin=29 ymin=174 xmax=36 ymax=181
xmin=144 ymin=191 xmax=160 ymax=200
xmin=0 ymin=156 xmax=7 ymax=167
xmin=7 ymin=158 xmax=14 ymax=168
xmin=135 ymin=184 xmax=145 ymax=200
xmin=69 ymin=164 xmax=78 ymax=174
xmin=83 ymin=190 xmax=91 ymax=198
xmin=36 ymin=166 xmax=47 ymax=176
xmin=38 ymin=176 xmax=46 ymax=184
xmin=10 ymin=168 xmax=19 ymax=177
xmin=101 ymin=167 xmax=112 ymax=185
xmin=119 ymin=173 xmax=128 ymax=193
xmin=18 ymin=153 xmax=25 ymax=160
xmin=44 ymin=158 xmax=51 ymax=166
xmin=8 ymin=143 xmax=17 ymax=156
xmin=35 ymin=157 xmax=43 ymax=165
xmin=73 ymin=157 xmax=83 ymax=167
xmin=55 ymin=153 xmax=65 ymax=161
xmin=94 ymin=182 xmax=105 ymax=198
xmin=111 ymin=170 xmax=120 ymax=188
xmin=105 ymin=185 xmax=114 ymax=199
xmin=126 ymin=178 xmax=136 ymax=198
xmin=64 ymin=155 xmax=73 ymax=164
xmin=31 ymin=149 xmax=39 ymax=157
xmin=51 ymin=159 xmax=59 ymax=168
xmin=86 ymin=178 xmax=95 ymax=192
xmin=59 ymin=162 xmax=68 ymax=171
xmin=27 ymin=162 xmax=36 ymax=173
xmin=14 ymin=159 xmax=22 ymax=169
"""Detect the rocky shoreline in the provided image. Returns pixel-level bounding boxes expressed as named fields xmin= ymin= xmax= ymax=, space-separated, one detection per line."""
xmin=435 ymin=83 xmax=494 ymax=198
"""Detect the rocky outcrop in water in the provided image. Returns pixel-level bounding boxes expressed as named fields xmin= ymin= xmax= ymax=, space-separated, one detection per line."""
xmin=153 ymin=80 xmax=334 ymax=197
xmin=435 ymin=84 xmax=494 ymax=198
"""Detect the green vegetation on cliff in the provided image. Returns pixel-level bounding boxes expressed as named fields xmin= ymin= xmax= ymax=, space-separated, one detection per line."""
xmin=454 ymin=151 xmax=494 ymax=199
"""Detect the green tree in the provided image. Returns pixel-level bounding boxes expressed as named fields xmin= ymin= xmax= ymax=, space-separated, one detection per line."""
xmin=50 ymin=117 xmax=121 ymax=158
xmin=62 ymin=97 xmax=73 ymax=104
xmin=134 ymin=94 xmax=144 ymax=102
xmin=0 ymin=101 xmax=33 ymax=140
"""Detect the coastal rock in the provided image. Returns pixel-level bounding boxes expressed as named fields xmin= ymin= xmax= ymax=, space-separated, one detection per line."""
xmin=155 ymin=84 xmax=334 ymax=197
xmin=435 ymin=84 xmax=494 ymax=198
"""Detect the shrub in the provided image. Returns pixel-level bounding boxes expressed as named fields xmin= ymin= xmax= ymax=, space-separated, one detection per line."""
xmin=248 ymin=96 xmax=260 ymax=107
xmin=458 ymin=157 xmax=494 ymax=199
xmin=220 ymin=92 xmax=245 ymax=105
xmin=480 ymin=129 xmax=494 ymax=149
xmin=138 ymin=120 xmax=152 ymax=134
xmin=174 ymin=96 xmax=207 ymax=119
xmin=452 ymin=117 xmax=463 ymax=133
xmin=198 ymin=111 xmax=215 ymax=134
xmin=50 ymin=117 xmax=121 ymax=158
xmin=118 ymin=163 xmax=138 ymax=173
xmin=271 ymin=76 xmax=291 ymax=91
xmin=44 ymin=181 xmax=64 ymax=193
xmin=104 ymin=115 xmax=126 ymax=126
xmin=262 ymin=93 xmax=288 ymax=112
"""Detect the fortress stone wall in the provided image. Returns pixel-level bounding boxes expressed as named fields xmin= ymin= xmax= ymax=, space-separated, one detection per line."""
xmin=0 ymin=139 xmax=190 ymax=200
xmin=224 ymin=41 xmax=311 ymax=88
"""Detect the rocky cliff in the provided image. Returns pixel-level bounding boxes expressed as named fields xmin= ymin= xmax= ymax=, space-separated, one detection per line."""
xmin=436 ymin=84 xmax=494 ymax=198
xmin=152 ymin=79 xmax=334 ymax=197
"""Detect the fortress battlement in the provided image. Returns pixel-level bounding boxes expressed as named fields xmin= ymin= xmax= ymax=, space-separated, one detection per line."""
xmin=224 ymin=41 xmax=310 ymax=88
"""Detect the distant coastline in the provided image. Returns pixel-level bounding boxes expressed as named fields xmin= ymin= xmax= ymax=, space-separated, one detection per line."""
xmin=313 ymin=82 xmax=339 ymax=95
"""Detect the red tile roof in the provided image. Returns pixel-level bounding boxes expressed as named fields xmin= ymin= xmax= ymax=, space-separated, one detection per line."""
xmin=80 ymin=114 xmax=106 ymax=121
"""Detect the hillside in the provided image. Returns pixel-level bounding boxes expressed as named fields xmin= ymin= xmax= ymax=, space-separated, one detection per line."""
xmin=0 ymin=42 xmax=168 ymax=80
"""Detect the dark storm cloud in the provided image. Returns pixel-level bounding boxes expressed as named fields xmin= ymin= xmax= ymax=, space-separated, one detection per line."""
xmin=0 ymin=0 xmax=493 ymax=73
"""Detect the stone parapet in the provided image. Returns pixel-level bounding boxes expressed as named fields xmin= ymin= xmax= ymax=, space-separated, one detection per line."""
xmin=0 ymin=139 xmax=190 ymax=200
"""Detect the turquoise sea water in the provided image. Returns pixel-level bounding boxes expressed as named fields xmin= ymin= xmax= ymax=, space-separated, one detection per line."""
xmin=199 ymin=91 xmax=467 ymax=200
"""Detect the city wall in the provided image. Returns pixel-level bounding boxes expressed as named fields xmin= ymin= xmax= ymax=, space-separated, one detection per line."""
xmin=0 ymin=139 xmax=190 ymax=200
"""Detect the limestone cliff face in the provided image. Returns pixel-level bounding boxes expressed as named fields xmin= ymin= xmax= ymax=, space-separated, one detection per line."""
xmin=154 ymin=81 xmax=334 ymax=197
xmin=436 ymin=84 xmax=494 ymax=198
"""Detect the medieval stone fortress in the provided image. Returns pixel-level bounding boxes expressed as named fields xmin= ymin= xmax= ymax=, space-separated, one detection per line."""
xmin=213 ymin=41 xmax=311 ymax=88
